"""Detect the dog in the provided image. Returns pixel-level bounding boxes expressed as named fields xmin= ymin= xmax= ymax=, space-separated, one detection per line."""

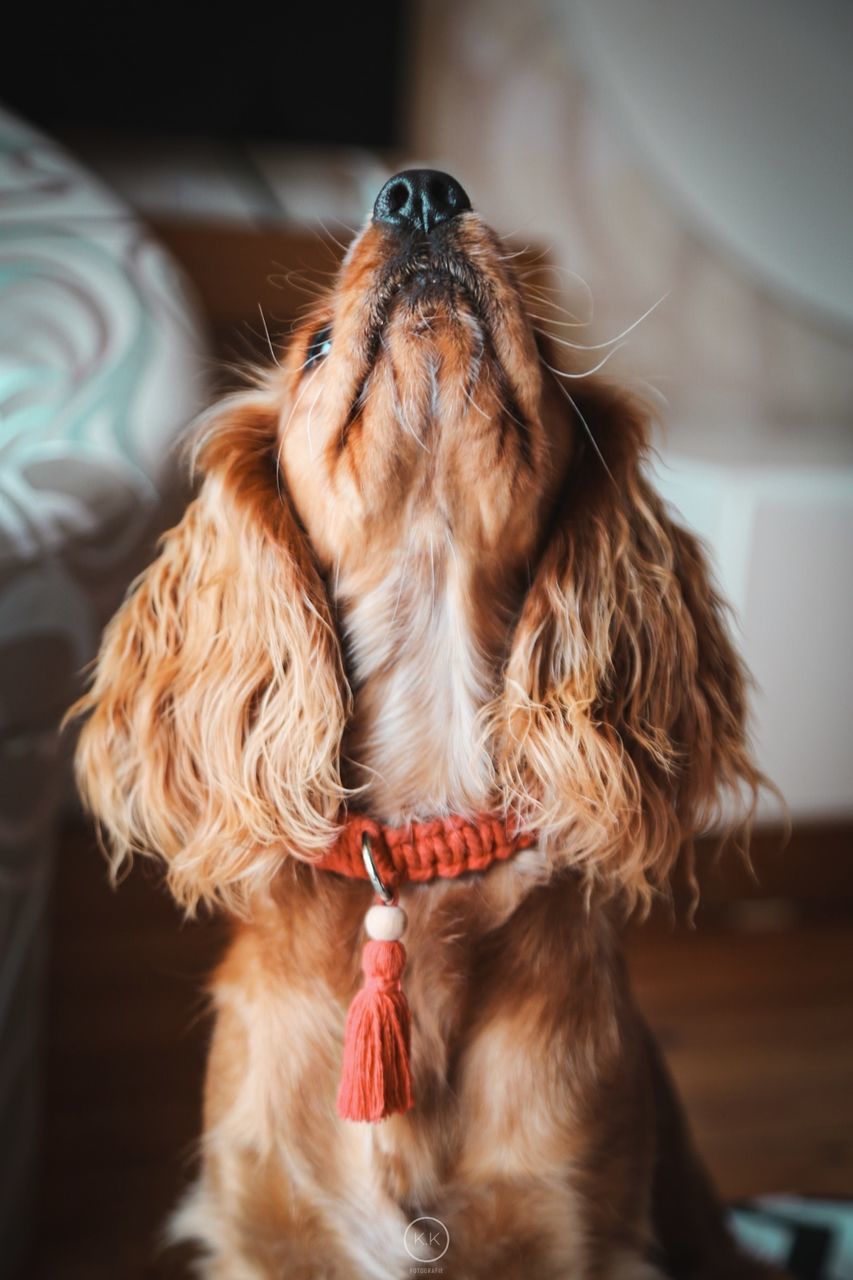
xmin=72 ymin=170 xmax=778 ymax=1278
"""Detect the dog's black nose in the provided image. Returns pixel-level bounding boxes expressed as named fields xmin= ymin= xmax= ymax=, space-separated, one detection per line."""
xmin=373 ymin=169 xmax=471 ymax=234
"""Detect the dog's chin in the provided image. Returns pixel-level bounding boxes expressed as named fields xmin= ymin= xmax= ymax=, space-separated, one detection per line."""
xmin=383 ymin=271 xmax=481 ymax=337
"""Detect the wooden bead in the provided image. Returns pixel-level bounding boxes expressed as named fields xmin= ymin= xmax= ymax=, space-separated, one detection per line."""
xmin=365 ymin=904 xmax=407 ymax=942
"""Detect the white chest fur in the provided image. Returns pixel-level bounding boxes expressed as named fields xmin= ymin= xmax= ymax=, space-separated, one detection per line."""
xmin=339 ymin=536 xmax=495 ymax=823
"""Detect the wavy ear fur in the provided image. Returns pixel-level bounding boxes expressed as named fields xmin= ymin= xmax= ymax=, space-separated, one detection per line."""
xmin=494 ymin=381 xmax=761 ymax=911
xmin=71 ymin=390 xmax=349 ymax=915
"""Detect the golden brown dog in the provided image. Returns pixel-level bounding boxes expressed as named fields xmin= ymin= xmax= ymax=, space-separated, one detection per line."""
xmin=73 ymin=171 xmax=777 ymax=1278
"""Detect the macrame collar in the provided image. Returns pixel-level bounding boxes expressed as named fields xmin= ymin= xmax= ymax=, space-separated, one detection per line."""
xmin=316 ymin=812 xmax=537 ymax=896
xmin=314 ymin=811 xmax=537 ymax=1125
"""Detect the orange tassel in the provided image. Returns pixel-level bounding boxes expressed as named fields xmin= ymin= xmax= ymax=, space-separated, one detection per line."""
xmin=337 ymin=939 xmax=414 ymax=1123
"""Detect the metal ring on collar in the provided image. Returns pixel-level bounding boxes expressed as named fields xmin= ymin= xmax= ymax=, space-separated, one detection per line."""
xmin=361 ymin=832 xmax=395 ymax=904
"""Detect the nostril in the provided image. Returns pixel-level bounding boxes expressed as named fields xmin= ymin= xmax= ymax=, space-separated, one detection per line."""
xmin=386 ymin=181 xmax=409 ymax=214
xmin=428 ymin=177 xmax=450 ymax=209
xmin=424 ymin=173 xmax=470 ymax=227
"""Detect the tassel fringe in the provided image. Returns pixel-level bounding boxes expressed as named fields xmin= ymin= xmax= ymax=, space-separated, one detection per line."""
xmin=337 ymin=939 xmax=413 ymax=1123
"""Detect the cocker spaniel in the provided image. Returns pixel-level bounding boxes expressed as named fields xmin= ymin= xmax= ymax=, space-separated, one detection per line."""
xmin=72 ymin=170 xmax=777 ymax=1278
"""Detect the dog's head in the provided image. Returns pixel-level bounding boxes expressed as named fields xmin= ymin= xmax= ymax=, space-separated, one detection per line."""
xmin=278 ymin=170 xmax=571 ymax=584
xmin=73 ymin=170 xmax=760 ymax=914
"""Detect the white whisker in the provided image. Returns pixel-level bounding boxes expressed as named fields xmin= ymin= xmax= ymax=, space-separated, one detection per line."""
xmin=257 ymin=304 xmax=281 ymax=367
xmin=548 ymin=371 xmax=616 ymax=485
xmin=524 ymin=311 xmax=588 ymax=329
xmin=275 ymin=365 xmax=323 ymax=497
xmin=497 ymin=245 xmax=534 ymax=262
xmin=527 ymin=262 xmax=595 ymax=306
xmin=304 ymin=379 xmax=325 ymax=460
xmin=539 ymin=346 xmax=625 ymax=378
xmin=316 ymin=219 xmax=353 ymax=257
xmin=533 ymin=295 xmax=668 ymax=353
xmin=521 ymin=286 xmax=588 ymax=324
xmin=270 ymin=270 xmax=328 ymax=300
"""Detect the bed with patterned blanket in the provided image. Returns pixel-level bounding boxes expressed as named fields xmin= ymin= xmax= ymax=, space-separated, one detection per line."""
xmin=0 ymin=105 xmax=208 ymax=1272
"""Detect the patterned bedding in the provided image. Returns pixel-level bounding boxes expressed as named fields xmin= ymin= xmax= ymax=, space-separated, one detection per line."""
xmin=0 ymin=105 xmax=208 ymax=1271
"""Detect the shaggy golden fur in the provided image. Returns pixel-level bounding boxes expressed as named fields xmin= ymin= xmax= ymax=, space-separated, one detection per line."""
xmin=71 ymin=185 xmax=779 ymax=1278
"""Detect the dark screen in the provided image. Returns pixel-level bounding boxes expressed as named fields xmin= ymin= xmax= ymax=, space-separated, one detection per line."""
xmin=3 ymin=6 xmax=410 ymax=146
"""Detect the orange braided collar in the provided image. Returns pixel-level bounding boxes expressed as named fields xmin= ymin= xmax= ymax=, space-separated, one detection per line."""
xmin=315 ymin=812 xmax=537 ymax=895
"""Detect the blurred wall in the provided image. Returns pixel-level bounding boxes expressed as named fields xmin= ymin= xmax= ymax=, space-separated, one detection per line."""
xmin=406 ymin=0 xmax=853 ymax=820
xmin=407 ymin=0 xmax=853 ymax=438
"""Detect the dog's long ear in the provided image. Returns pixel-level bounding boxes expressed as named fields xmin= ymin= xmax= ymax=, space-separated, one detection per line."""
xmin=71 ymin=389 xmax=349 ymax=915
xmin=493 ymin=381 xmax=761 ymax=910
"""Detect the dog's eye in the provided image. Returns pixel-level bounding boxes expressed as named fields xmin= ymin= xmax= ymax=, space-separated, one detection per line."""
xmin=306 ymin=324 xmax=332 ymax=368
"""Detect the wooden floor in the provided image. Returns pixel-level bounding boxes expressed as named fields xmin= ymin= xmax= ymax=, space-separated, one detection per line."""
xmin=25 ymin=822 xmax=853 ymax=1279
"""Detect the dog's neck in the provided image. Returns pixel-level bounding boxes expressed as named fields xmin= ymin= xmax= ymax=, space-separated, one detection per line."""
xmin=336 ymin=534 xmax=508 ymax=823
